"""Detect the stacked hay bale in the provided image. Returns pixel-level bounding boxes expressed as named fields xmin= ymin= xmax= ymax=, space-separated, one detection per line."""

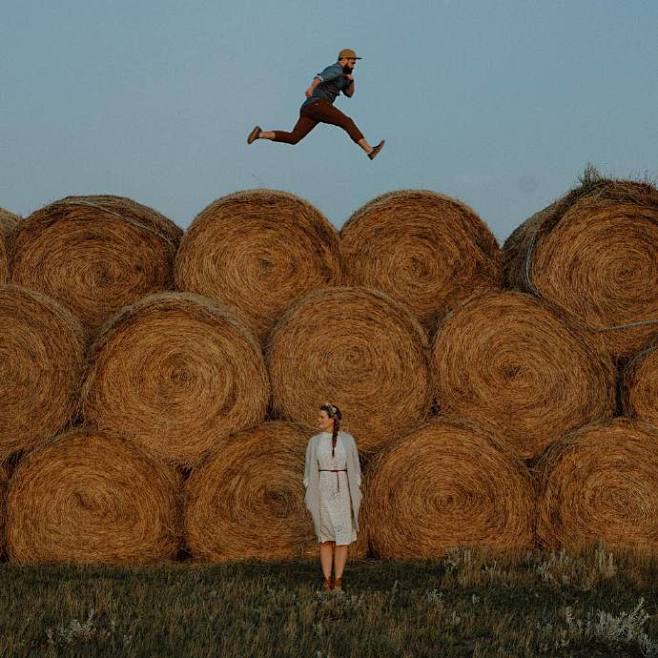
xmin=0 ymin=285 xmax=85 ymax=462
xmin=7 ymin=430 xmax=181 ymax=564
xmin=621 ymin=336 xmax=658 ymax=426
xmin=503 ymin=176 xmax=658 ymax=360
xmin=176 ymin=190 xmax=342 ymax=343
xmin=266 ymin=286 xmax=433 ymax=453
xmin=0 ymin=208 xmax=20 ymax=284
xmin=82 ymin=292 xmax=270 ymax=468
xmin=184 ymin=421 xmax=367 ymax=562
xmin=11 ymin=195 xmax=182 ymax=337
xmin=536 ymin=418 xmax=658 ymax=553
xmin=431 ymin=290 xmax=616 ymax=459
xmin=364 ymin=418 xmax=535 ymax=559
xmin=340 ymin=190 xmax=502 ymax=334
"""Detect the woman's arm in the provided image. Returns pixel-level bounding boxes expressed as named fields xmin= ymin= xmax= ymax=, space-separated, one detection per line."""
xmin=303 ymin=437 xmax=313 ymax=487
xmin=351 ymin=435 xmax=362 ymax=487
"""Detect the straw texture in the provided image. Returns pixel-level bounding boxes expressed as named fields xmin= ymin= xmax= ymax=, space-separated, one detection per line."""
xmin=340 ymin=190 xmax=502 ymax=332
xmin=0 ymin=285 xmax=85 ymax=461
xmin=431 ymin=291 xmax=616 ymax=459
xmin=537 ymin=418 xmax=658 ymax=553
xmin=7 ymin=430 xmax=181 ymax=564
xmin=266 ymin=286 xmax=433 ymax=452
xmin=364 ymin=418 xmax=536 ymax=559
xmin=11 ymin=195 xmax=182 ymax=335
xmin=621 ymin=336 xmax=658 ymax=427
xmin=503 ymin=179 xmax=658 ymax=359
xmin=82 ymin=292 xmax=270 ymax=468
xmin=0 ymin=208 xmax=19 ymax=284
xmin=184 ymin=421 xmax=367 ymax=562
xmin=176 ymin=189 xmax=342 ymax=342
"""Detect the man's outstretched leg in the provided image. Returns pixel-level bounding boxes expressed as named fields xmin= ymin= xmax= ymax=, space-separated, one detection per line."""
xmin=248 ymin=114 xmax=317 ymax=145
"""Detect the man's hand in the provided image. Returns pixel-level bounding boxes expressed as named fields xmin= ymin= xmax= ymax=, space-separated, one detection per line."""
xmin=345 ymin=74 xmax=354 ymax=81
xmin=305 ymin=87 xmax=314 ymax=98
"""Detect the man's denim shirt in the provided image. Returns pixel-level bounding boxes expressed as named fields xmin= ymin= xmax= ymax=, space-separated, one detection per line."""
xmin=301 ymin=63 xmax=351 ymax=108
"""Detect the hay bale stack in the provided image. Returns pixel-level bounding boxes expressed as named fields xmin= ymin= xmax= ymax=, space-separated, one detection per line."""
xmin=184 ymin=421 xmax=367 ymax=562
xmin=431 ymin=291 xmax=616 ymax=459
xmin=340 ymin=190 xmax=502 ymax=333
xmin=503 ymin=178 xmax=658 ymax=359
xmin=11 ymin=195 xmax=182 ymax=335
xmin=82 ymin=292 xmax=270 ymax=468
xmin=364 ymin=418 xmax=535 ymax=559
xmin=176 ymin=189 xmax=342 ymax=342
xmin=0 ymin=285 xmax=85 ymax=461
xmin=622 ymin=337 xmax=658 ymax=426
xmin=7 ymin=430 xmax=181 ymax=564
xmin=0 ymin=208 xmax=20 ymax=284
xmin=537 ymin=418 xmax=658 ymax=553
xmin=266 ymin=286 xmax=432 ymax=453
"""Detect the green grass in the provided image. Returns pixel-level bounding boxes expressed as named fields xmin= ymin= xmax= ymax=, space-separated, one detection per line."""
xmin=2 ymin=547 xmax=658 ymax=657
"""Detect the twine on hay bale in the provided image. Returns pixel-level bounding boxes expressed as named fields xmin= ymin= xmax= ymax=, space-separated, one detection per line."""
xmin=537 ymin=418 xmax=658 ymax=553
xmin=339 ymin=190 xmax=502 ymax=332
xmin=266 ymin=286 xmax=432 ymax=453
xmin=503 ymin=177 xmax=658 ymax=359
xmin=0 ymin=285 xmax=85 ymax=461
xmin=621 ymin=336 xmax=658 ymax=431
xmin=364 ymin=418 xmax=535 ymax=559
xmin=176 ymin=189 xmax=342 ymax=342
xmin=10 ymin=195 xmax=183 ymax=335
xmin=431 ymin=290 xmax=616 ymax=459
xmin=7 ymin=430 xmax=181 ymax=564
xmin=0 ymin=208 xmax=20 ymax=284
xmin=184 ymin=421 xmax=368 ymax=562
xmin=82 ymin=292 xmax=270 ymax=468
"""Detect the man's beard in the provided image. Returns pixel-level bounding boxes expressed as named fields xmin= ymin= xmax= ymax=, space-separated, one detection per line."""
xmin=342 ymin=65 xmax=353 ymax=74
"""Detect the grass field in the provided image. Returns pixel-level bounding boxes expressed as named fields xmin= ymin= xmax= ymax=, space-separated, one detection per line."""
xmin=2 ymin=547 xmax=658 ymax=657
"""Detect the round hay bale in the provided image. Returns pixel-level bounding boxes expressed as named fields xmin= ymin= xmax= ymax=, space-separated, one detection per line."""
xmin=537 ymin=418 xmax=658 ymax=553
xmin=7 ymin=430 xmax=181 ymax=564
xmin=622 ymin=337 xmax=658 ymax=426
xmin=11 ymin=195 xmax=183 ymax=335
xmin=364 ymin=418 xmax=535 ymax=559
xmin=266 ymin=286 xmax=432 ymax=453
xmin=184 ymin=421 xmax=368 ymax=562
xmin=0 ymin=208 xmax=20 ymax=284
xmin=431 ymin=290 xmax=616 ymax=459
xmin=0 ymin=285 xmax=85 ymax=461
xmin=503 ymin=178 xmax=658 ymax=359
xmin=82 ymin=292 xmax=270 ymax=468
xmin=176 ymin=189 xmax=342 ymax=342
xmin=339 ymin=190 xmax=502 ymax=332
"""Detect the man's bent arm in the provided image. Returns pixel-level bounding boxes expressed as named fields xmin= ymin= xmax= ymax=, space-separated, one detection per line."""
xmin=344 ymin=78 xmax=355 ymax=97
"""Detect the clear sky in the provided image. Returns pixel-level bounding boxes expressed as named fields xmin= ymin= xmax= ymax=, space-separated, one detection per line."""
xmin=2 ymin=0 xmax=656 ymax=243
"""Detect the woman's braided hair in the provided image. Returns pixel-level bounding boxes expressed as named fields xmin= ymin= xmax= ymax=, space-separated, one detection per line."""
xmin=320 ymin=402 xmax=342 ymax=457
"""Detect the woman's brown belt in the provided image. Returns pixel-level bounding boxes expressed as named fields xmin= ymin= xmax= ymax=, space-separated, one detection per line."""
xmin=319 ymin=469 xmax=347 ymax=492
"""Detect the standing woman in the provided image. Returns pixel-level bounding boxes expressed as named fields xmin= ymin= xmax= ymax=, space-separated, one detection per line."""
xmin=303 ymin=402 xmax=363 ymax=592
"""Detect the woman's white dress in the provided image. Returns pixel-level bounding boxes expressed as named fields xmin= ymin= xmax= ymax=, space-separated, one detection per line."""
xmin=317 ymin=432 xmax=357 ymax=545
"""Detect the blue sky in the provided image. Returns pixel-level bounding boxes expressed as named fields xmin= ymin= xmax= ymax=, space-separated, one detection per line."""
xmin=1 ymin=0 xmax=656 ymax=242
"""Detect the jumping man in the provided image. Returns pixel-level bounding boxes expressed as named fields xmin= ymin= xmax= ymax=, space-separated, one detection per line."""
xmin=247 ymin=48 xmax=385 ymax=160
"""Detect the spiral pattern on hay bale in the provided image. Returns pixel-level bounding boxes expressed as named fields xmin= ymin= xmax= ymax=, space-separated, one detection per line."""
xmin=176 ymin=189 xmax=342 ymax=342
xmin=0 ymin=285 xmax=85 ymax=461
xmin=11 ymin=195 xmax=182 ymax=335
xmin=184 ymin=421 xmax=367 ymax=562
xmin=7 ymin=430 xmax=181 ymax=564
xmin=537 ymin=418 xmax=658 ymax=553
xmin=503 ymin=179 xmax=658 ymax=358
xmin=82 ymin=292 xmax=270 ymax=468
xmin=431 ymin=291 xmax=616 ymax=459
xmin=621 ymin=337 xmax=658 ymax=426
xmin=364 ymin=418 xmax=535 ymax=559
xmin=266 ymin=286 xmax=432 ymax=452
xmin=340 ymin=190 xmax=502 ymax=332
xmin=0 ymin=208 xmax=20 ymax=284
